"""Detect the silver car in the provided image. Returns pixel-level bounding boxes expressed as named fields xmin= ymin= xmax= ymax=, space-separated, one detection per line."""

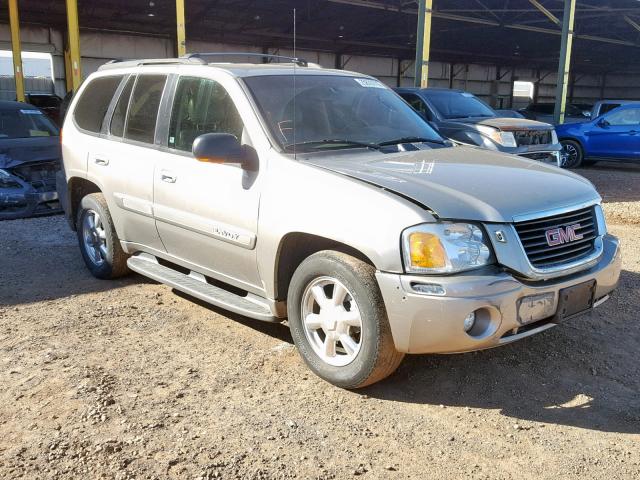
xmin=58 ymin=54 xmax=621 ymax=388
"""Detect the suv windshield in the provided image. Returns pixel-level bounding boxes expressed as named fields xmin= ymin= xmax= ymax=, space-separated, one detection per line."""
xmin=244 ymin=75 xmax=443 ymax=152
xmin=0 ymin=107 xmax=59 ymax=139
xmin=425 ymin=91 xmax=496 ymax=119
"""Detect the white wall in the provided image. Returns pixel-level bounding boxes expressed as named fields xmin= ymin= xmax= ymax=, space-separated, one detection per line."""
xmin=1 ymin=23 xmax=639 ymax=105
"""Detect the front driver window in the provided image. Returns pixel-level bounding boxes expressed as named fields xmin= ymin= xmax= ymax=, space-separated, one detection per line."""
xmin=605 ymin=107 xmax=640 ymax=126
xmin=168 ymin=76 xmax=244 ymax=152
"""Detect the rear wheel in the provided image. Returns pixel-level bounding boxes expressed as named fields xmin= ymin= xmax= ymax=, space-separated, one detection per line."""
xmin=76 ymin=193 xmax=130 ymax=279
xmin=561 ymin=139 xmax=584 ymax=168
xmin=287 ymin=251 xmax=404 ymax=389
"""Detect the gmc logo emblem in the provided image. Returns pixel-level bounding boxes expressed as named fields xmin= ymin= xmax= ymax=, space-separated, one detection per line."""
xmin=545 ymin=224 xmax=584 ymax=246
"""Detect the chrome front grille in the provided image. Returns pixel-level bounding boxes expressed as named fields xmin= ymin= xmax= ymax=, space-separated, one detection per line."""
xmin=514 ymin=206 xmax=598 ymax=269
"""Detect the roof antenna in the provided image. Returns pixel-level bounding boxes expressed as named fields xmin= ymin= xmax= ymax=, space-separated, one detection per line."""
xmin=293 ymin=7 xmax=297 ymax=160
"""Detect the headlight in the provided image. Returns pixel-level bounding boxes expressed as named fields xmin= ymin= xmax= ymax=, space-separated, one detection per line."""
xmin=402 ymin=223 xmax=493 ymax=274
xmin=477 ymin=125 xmax=517 ymax=148
xmin=551 ymin=129 xmax=559 ymax=144
xmin=0 ymin=169 xmax=22 ymax=189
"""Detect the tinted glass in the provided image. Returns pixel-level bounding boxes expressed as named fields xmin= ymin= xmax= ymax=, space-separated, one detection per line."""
xmin=0 ymin=107 xmax=59 ymax=139
xmin=600 ymin=103 xmax=622 ymax=115
xmin=74 ymin=75 xmax=123 ymax=133
xmin=125 ymin=75 xmax=167 ymax=144
xmin=244 ymin=75 xmax=442 ymax=152
xmin=168 ymin=76 xmax=244 ymax=151
xmin=424 ymin=91 xmax=496 ymax=119
xmin=110 ymin=76 xmax=135 ymax=137
xmin=606 ymin=107 xmax=640 ymax=126
xmin=401 ymin=93 xmax=431 ymax=119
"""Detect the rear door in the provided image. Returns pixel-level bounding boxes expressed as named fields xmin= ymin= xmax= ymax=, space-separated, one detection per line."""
xmin=585 ymin=106 xmax=640 ymax=160
xmin=86 ymin=73 xmax=168 ymax=251
xmin=152 ymin=74 xmax=262 ymax=291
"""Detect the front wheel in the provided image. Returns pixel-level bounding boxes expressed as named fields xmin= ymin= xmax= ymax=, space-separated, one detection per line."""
xmin=561 ymin=139 xmax=584 ymax=168
xmin=287 ymin=251 xmax=404 ymax=389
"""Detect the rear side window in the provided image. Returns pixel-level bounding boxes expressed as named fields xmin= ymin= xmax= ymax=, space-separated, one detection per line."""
xmin=168 ymin=76 xmax=244 ymax=152
xmin=125 ymin=75 xmax=167 ymax=144
xmin=110 ymin=76 xmax=135 ymax=137
xmin=74 ymin=75 xmax=123 ymax=133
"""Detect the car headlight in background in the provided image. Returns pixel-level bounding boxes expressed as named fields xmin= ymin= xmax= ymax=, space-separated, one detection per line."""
xmin=0 ymin=169 xmax=22 ymax=189
xmin=402 ymin=223 xmax=493 ymax=274
xmin=477 ymin=125 xmax=518 ymax=148
xmin=551 ymin=129 xmax=559 ymax=144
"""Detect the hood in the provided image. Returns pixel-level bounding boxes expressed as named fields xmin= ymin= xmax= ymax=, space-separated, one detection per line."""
xmin=302 ymin=146 xmax=600 ymax=223
xmin=0 ymin=136 xmax=61 ymax=170
xmin=447 ymin=117 xmax=553 ymax=131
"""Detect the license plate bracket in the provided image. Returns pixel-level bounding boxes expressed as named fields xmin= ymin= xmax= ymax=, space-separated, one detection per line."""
xmin=555 ymin=280 xmax=597 ymax=321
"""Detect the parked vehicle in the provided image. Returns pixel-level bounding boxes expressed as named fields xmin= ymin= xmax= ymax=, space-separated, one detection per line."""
xmin=556 ymin=103 xmax=640 ymax=167
xmin=0 ymin=100 xmax=62 ymax=220
xmin=59 ymin=56 xmax=620 ymax=388
xmin=25 ymin=93 xmax=63 ymax=126
xmin=519 ymin=102 xmax=591 ymax=124
xmin=590 ymin=99 xmax=640 ymax=119
xmin=395 ymin=88 xmax=562 ymax=166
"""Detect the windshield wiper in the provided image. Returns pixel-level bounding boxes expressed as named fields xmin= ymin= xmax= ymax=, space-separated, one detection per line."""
xmin=284 ymin=139 xmax=381 ymax=152
xmin=377 ymin=136 xmax=446 ymax=147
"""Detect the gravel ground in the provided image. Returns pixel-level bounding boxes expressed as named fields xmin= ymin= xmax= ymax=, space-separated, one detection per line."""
xmin=1 ymin=165 xmax=639 ymax=480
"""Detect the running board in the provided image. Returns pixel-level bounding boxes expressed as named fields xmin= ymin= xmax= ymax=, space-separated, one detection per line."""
xmin=127 ymin=255 xmax=278 ymax=322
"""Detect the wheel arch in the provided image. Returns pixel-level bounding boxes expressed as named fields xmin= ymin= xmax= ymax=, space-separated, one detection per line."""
xmin=67 ymin=176 xmax=102 ymax=230
xmin=273 ymin=232 xmax=377 ymax=302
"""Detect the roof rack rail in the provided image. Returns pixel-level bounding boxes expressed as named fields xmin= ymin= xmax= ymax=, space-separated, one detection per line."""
xmin=181 ymin=52 xmax=309 ymax=67
xmin=99 ymin=57 xmax=206 ymax=70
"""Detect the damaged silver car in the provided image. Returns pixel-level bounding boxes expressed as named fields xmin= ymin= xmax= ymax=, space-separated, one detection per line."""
xmin=0 ymin=100 xmax=62 ymax=220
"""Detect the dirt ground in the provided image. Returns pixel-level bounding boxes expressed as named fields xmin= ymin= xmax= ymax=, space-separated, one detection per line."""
xmin=1 ymin=162 xmax=639 ymax=480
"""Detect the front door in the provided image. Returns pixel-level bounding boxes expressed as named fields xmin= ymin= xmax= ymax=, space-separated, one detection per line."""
xmin=586 ymin=106 xmax=640 ymax=160
xmin=153 ymin=75 xmax=262 ymax=292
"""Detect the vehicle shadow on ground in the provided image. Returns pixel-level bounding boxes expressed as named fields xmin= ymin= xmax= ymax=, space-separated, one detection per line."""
xmin=363 ymin=269 xmax=640 ymax=434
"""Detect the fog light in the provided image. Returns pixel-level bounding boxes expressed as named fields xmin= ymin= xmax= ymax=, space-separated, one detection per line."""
xmin=463 ymin=312 xmax=476 ymax=332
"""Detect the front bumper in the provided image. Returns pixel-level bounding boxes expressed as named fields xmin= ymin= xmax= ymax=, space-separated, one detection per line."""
xmin=376 ymin=234 xmax=621 ymax=354
xmin=0 ymin=187 xmax=61 ymax=220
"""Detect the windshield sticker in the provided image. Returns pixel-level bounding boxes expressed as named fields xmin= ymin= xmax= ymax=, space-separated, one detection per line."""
xmin=20 ymin=109 xmax=44 ymax=115
xmin=354 ymin=78 xmax=386 ymax=89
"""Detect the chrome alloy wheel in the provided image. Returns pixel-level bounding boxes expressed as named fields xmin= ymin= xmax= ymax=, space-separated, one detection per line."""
xmin=82 ymin=209 xmax=108 ymax=266
xmin=301 ymin=276 xmax=363 ymax=367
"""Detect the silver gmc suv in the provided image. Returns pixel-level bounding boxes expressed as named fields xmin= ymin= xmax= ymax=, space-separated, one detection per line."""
xmin=58 ymin=54 xmax=621 ymax=388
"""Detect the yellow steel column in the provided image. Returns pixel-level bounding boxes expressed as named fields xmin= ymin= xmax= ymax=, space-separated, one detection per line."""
xmin=8 ymin=0 xmax=25 ymax=102
xmin=65 ymin=0 xmax=82 ymax=91
xmin=414 ymin=0 xmax=433 ymax=88
xmin=176 ymin=0 xmax=187 ymax=57
xmin=64 ymin=48 xmax=73 ymax=93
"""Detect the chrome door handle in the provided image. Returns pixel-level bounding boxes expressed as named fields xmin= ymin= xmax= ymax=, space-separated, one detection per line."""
xmin=161 ymin=173 xmax=177 ymax=183
xmin=94 ymin=158 xmax=109 ymax=166
xmin=629 ymin=130 xmax=638 ymax=135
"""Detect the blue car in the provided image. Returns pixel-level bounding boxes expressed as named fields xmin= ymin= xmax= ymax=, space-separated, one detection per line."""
xmin=556 ymin=103 xmax=640 ymax=168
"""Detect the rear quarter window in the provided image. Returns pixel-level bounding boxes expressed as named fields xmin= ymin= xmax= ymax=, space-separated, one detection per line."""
xmin=124 ymin=75 xmax=167 ymax=144
xmin=73 ymin=75 xmax=123 ymax=133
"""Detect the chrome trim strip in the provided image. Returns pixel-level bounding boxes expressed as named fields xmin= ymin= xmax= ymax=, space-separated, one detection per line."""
xmin=511 ymin=199 xmax=600 ymax=223
xmin=593 ymin=295 xmax=610 ymax=308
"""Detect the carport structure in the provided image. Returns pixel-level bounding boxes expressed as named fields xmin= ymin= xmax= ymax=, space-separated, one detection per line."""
xmin=2 ymin=0 xmax=640 ymax=122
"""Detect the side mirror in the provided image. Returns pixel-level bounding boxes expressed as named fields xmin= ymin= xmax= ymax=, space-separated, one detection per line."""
xmin=597 ymin=118 xmax=610 ymax=128
xmin=583 ymin=111 xmax=592 ymax=118
xmin=192 ymin=133 xmax=258 ymax=171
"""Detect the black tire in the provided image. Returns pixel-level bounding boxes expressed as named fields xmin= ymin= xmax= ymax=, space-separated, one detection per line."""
xmin=76 ymin=193 xmax=130 ymax=279
xmin=561 ymin=139 xmax=584 ymax=168
xmin=287 ymin=250 xmax=404 ymax=389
